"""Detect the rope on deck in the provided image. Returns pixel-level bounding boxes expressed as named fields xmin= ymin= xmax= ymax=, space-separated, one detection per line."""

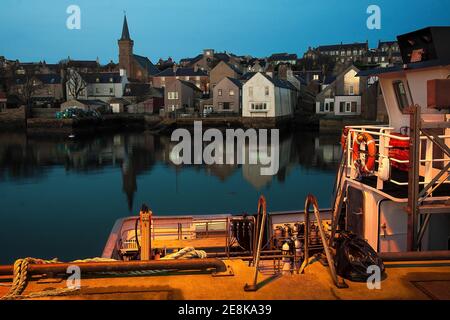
xmin=0 ymin=247 xmax=207 ymax=300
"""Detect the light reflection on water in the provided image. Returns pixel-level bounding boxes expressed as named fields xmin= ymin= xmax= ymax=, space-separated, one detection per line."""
xmin=0 ymin=131 xmax=341 ymax=263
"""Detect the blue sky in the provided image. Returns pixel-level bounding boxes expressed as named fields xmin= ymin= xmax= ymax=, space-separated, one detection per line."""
xmin=0 ymin=0 xmax=449 ymax=64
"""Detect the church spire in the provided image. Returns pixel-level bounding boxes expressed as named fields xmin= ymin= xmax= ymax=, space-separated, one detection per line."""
xmin=120 ymin=14 xmax=131 ymax=41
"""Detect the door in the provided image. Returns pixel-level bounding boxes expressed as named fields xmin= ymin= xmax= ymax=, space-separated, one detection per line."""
xmin=346 ymin=187 xmax=364 ymax=238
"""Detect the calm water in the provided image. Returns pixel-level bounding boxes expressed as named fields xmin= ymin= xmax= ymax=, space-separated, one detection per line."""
xmin=0 ymin=130 xmax=340 ymax=264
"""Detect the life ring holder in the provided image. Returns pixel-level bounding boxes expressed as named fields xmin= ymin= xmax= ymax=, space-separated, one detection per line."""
xmin=352 ymin=133 xmax=377 ymax=174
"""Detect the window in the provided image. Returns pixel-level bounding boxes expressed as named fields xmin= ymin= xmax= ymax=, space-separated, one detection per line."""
xmin=313 ymin=74 xmax=319 ymax=81
xmin=265 ymin=87 xmax=269 ymax=96
xmin=109 ymin=88 xmax=114 ymax=94
xmin=351 ymin=102 xmax=357 ymax=113
xmin=340 ymin=102 xmax=345 ymax=113
xmin=325 ymin=102 xmax=329 ymax=112
xmin=319 ymin=103 xmax=324 ymax=112
xmin=345 ymin=102 xmax=351 ymax=112
xmin=95 ymin=88 xmax=100 ymax=94
xmin=251 ymin=103 xmax=267 ymax=111
xmin=168 ymin=92 xmax=178 ymax=100
xmin=218 ymin=89 xmax=222 ymax=96
xmin=249 ymin=87 xmax=253 ymax=97
xmin=349 ymin=86 xmax=354 ymax=95
xmin=393 ymin=81 xmax=409 ymax=111
xmin=229 ymin=89 xmax=235 ymax=96
xmin=330 ymin=101 xmax=334 ymax=112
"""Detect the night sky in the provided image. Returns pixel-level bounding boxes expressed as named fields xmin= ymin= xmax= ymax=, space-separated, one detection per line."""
xmin=0 ymin=0 xmax=449 ymax=63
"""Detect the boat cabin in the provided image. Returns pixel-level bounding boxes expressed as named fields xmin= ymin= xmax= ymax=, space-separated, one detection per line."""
xmin=337 ymin=27 xmax=450 ymax=253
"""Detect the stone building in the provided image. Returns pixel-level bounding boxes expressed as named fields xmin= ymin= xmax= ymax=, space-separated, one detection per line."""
xmin=118 ymin=15 xmax=160 ymax=83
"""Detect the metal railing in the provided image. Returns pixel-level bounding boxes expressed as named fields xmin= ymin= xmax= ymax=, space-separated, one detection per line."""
xmin=344 ymin=124 xmax=450 ymax=197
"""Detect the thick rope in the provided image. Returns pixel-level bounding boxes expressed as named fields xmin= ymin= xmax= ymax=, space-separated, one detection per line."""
xmin=1 ymin=247 xmax=207 ymax=300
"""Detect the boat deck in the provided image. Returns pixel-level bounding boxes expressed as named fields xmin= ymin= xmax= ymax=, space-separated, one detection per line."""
xmin=1 ymin=259 xmax=449 ymax=300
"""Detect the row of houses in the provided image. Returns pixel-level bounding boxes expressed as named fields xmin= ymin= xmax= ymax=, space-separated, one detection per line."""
xmin=1 ymin=15 xmax=398 ymax=121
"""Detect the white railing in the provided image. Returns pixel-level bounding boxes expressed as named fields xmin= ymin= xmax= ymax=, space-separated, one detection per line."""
xmin=344 ymin=125 xmax=450 ymax=196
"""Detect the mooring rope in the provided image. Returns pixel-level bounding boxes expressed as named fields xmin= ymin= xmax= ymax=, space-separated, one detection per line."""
xmin=0 ymin=247 xmax=208 ymax=300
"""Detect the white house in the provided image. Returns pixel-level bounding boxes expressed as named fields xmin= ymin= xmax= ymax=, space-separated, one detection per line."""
xmin=242 ymin=72 xmax=296 ymax=118
xmin=315 ymin=65 xmax=363 ymax=116
xmin=66 ymin=69 xmax=129 ymax=103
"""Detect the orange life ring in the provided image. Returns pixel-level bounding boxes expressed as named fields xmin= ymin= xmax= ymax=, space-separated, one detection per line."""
xmin=352 ymin=133 xmax=377 ymax=173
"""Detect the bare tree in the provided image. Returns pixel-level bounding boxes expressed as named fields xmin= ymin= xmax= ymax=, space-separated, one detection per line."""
xmin=66 ymin=69 xmax=86 ymax=100
xmin=17 ymin=75 xmax=43 ymax=107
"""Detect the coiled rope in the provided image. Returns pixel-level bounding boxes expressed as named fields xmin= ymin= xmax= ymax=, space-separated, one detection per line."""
xmin=1 ymin=247 xmax=207 ymax=300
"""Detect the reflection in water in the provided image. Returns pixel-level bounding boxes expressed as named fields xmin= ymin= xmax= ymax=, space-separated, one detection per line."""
xmin=0 ymin=131 xmax=340 ymax=263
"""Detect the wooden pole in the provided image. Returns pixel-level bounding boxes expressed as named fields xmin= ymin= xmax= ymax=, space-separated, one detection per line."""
xmin=140 ymin=209 xmax=152 ymax=260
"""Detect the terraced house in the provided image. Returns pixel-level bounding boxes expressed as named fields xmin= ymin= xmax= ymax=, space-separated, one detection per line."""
xmin=152 ymin=65 xmax=209 ymax=95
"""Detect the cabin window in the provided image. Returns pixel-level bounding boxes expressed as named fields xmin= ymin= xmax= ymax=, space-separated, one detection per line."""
xmin=393 ymin=80 xmax=410 ymax=112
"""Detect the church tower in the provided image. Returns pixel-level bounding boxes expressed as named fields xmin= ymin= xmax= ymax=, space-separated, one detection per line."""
xmin=118 ymin=15 xmax=134 ymax=78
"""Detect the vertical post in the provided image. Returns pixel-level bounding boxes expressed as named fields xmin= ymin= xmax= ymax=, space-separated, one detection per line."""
xmin=140 ymin=207 xmax=153 ymax=261
xmin=244 ymin=196 xmax=267 ymax=292
xmin=406 ymin=105 xmax=421 ymax=251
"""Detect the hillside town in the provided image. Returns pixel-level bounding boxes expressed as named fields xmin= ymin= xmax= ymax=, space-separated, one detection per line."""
xmin=0 ymin=15 xmax=403 ymax=131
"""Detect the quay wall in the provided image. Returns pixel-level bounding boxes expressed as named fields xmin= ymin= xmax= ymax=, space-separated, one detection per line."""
xmin=0 ymin=106 xmax=27 ymax=130
xmin=320 ymin=117 xmax=387 ymax=133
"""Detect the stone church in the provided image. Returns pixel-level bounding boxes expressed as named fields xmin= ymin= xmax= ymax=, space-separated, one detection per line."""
xmin=118 ymin=15 xmax=160 ymax=83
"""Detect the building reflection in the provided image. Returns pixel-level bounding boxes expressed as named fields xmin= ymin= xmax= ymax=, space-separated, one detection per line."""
xmin=0 ymin=131 xmax=340 ymax=210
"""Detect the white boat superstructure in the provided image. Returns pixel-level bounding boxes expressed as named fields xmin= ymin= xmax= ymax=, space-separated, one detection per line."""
xmin=334 ymin=27 xmax=450 ymax=253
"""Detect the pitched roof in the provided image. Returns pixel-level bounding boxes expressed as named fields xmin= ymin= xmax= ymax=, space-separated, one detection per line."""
xmin=66 ymin=60 xmax=99 ymax=69
xmin=154 ymin=67 xmax=207 ymax=77
xmin=179 ymin=80 xmax=202 ymax=92
xmin=293 ymin=74 xmax=307 ymax=85
xmin=268 ymin=53 xmax=298 ymax=62
xmin=318 ymin=42 xmax=368 ymax=52
xmin=213 ymin=61 xmax=242 ymax=75
xmin=247 ymin=72 xmax=297 ymax=90
xmin=80 ymin=72 xmax=122 ymax=84
xmin=240 ymin=72 xmax=257 ymax=81
xmin=120 ymin=15 xmax=131 ymax=40
xmin=36 ymin=74 xmax=61 ymax=84
xmin=124 ymin=83 xmax=163 ymax=97
xmin=133 ymin=55 xmax=160 ymax=76
xmin=226 ymin=77 xmax=243 ymax=88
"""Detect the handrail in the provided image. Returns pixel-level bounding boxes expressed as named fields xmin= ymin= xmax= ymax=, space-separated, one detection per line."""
xmin=344 ymin=125 xmax=449 ymax=200
xmin=244 ymin=195 xmax=267 ymax=292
